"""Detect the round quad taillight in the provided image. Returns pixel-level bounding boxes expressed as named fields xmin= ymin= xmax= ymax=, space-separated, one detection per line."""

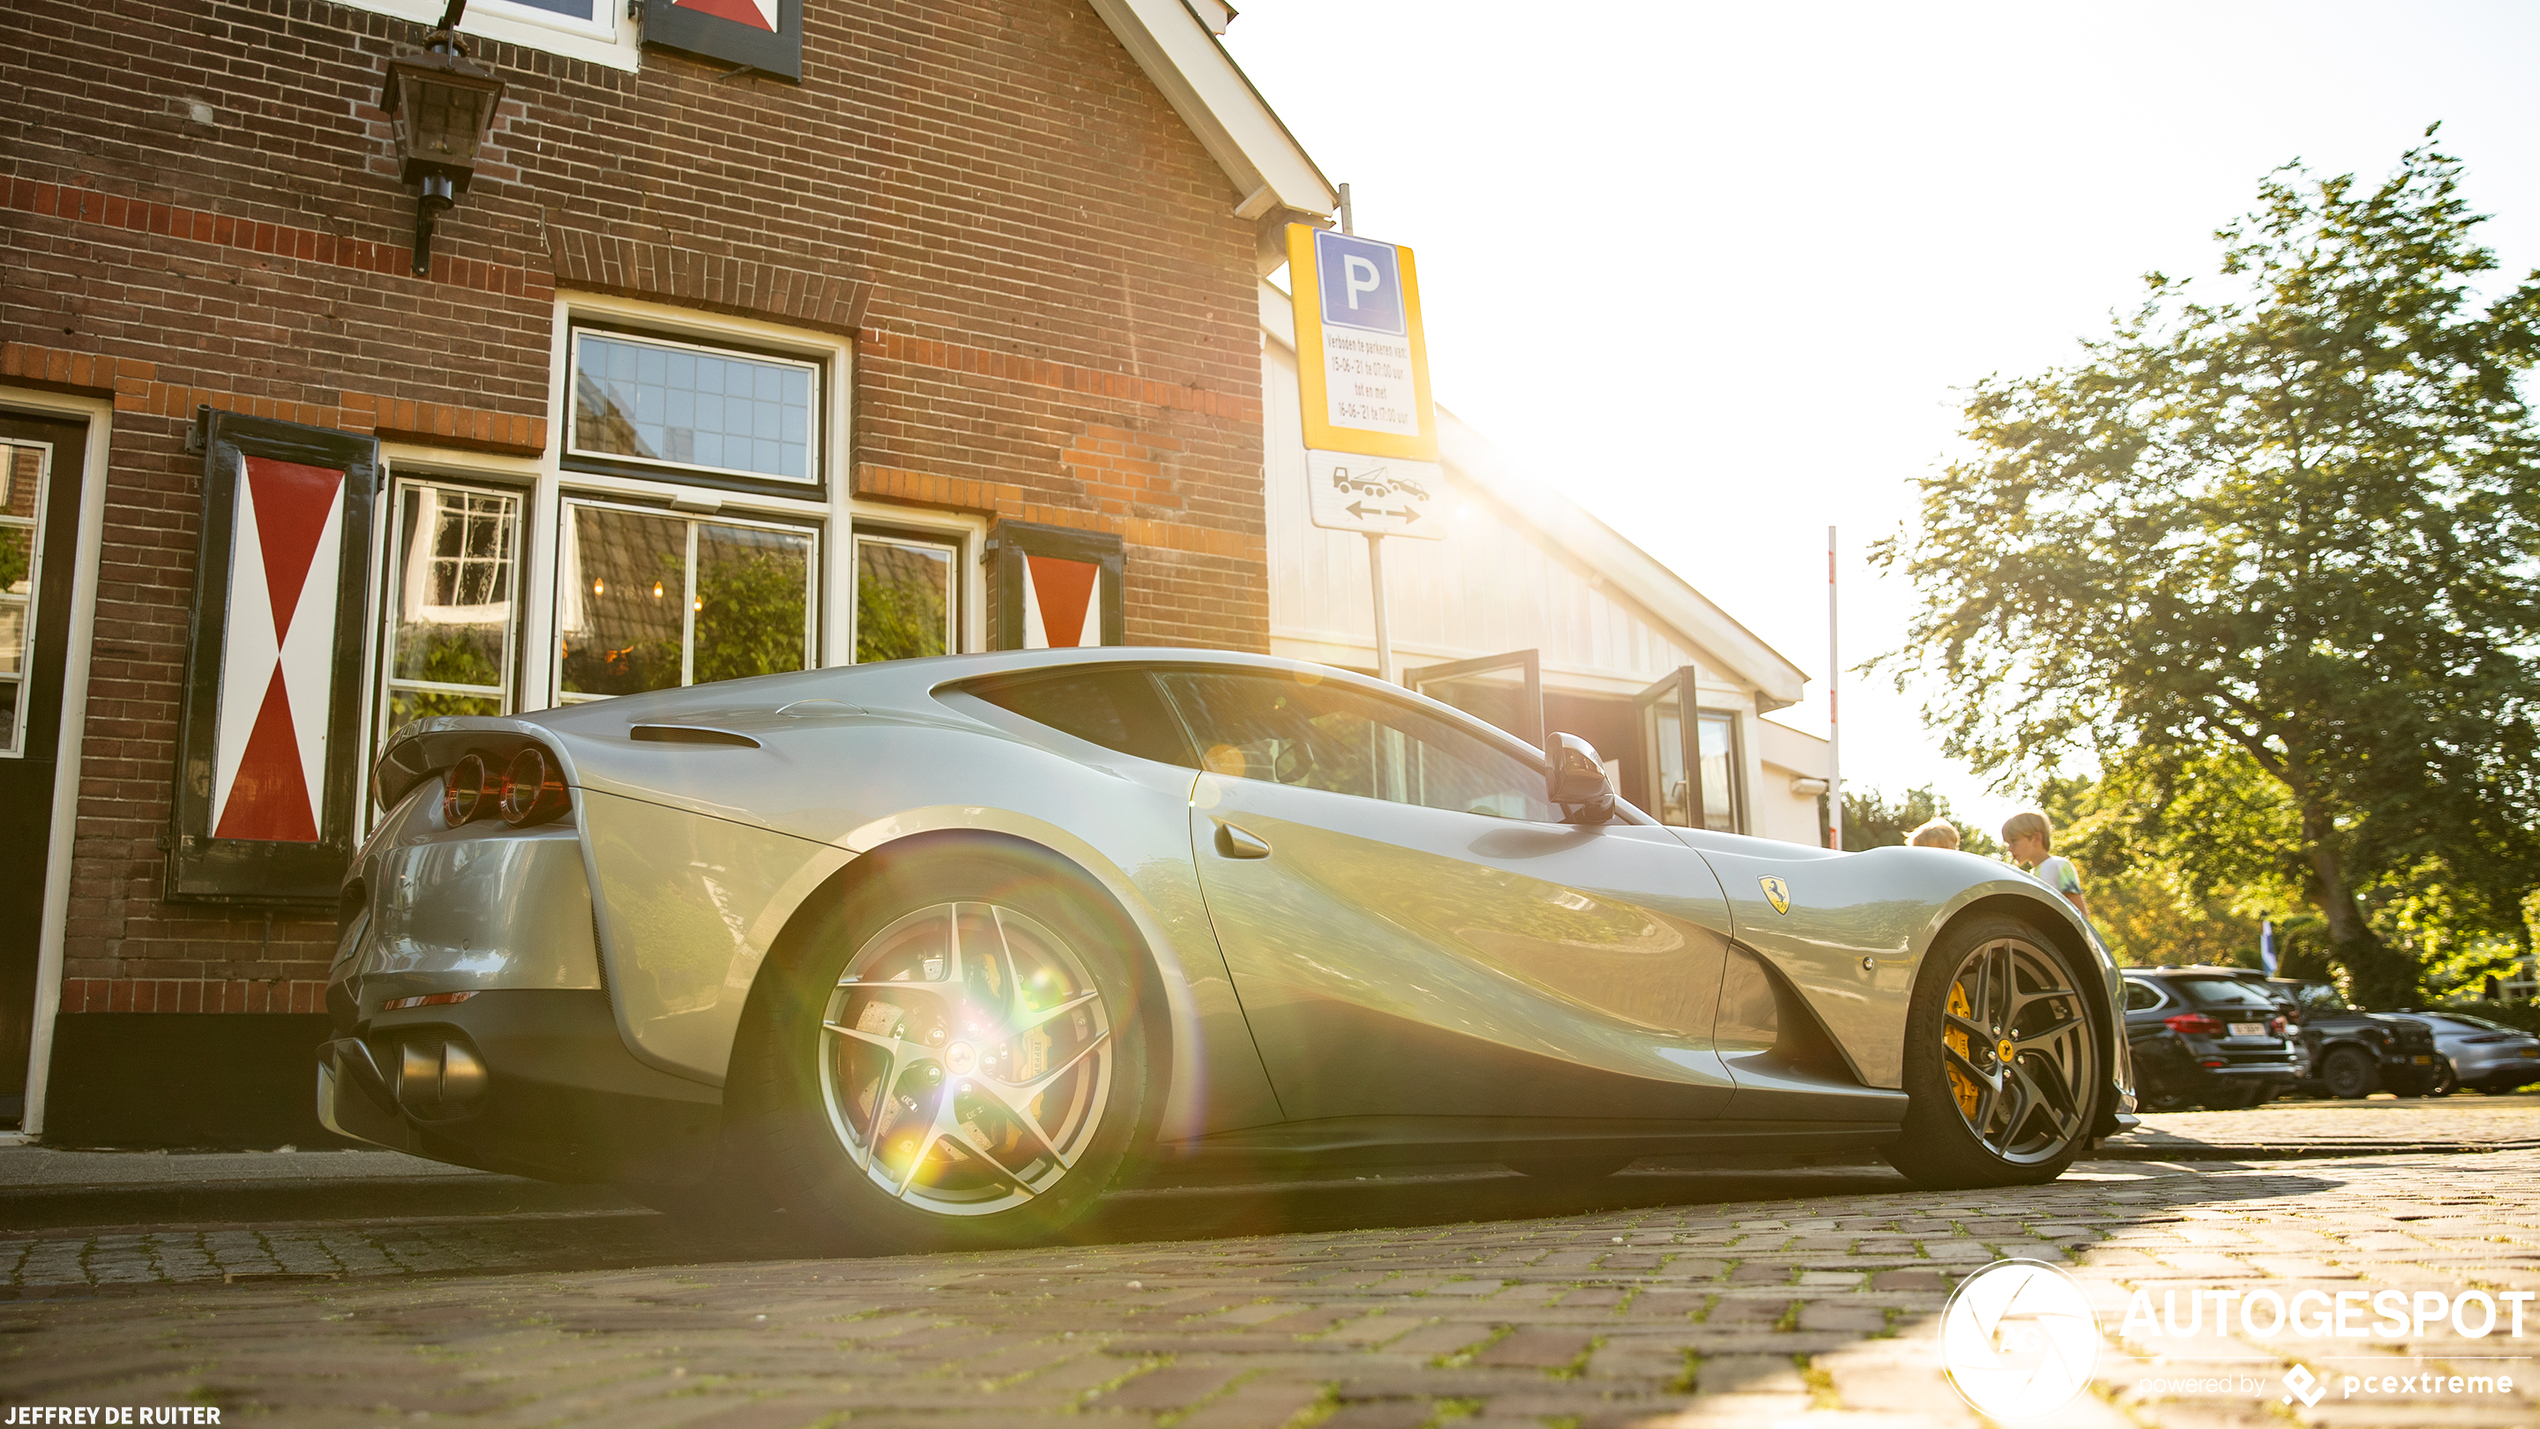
xmin=442 ymin=753 xmax=491 ymax=825
xmin=500 ymin=745 xmax=570 ymax=826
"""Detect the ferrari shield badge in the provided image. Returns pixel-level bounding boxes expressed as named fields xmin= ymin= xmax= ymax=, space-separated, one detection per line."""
xmin=1759 ymin=876 xmax=1792 ymax=915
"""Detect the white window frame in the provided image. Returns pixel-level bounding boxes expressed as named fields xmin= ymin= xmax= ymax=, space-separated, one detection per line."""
xmin=566 ymin=326 xmax=824 ymax=489
xmin=0 ymin=438 xmax=53 ymax=758
xmin=374 ymin=476 xmax=528 ymax=748
xmin=849 ymin=527 xmax=964 ymax=664
xmin=550 ymin=495 xmax=821 ymax=706
xmin=332 ymin=0 xmax=638 ymax=74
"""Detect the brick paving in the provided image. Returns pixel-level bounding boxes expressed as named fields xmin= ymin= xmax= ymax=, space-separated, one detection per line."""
xmin=4 ymin=1142 xmax=2540 ymax=1426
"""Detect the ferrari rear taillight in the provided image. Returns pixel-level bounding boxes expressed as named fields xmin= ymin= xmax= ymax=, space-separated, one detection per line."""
xmin=500 ymin=745 xmax=571 ymax=826
xmin=442 ymin=753 xmax=492 ymax=825
xmin=437 ymin=743 xmax=570 ymax=827
xmin=2165 ymin=1012 xmax=2224 ymax=1036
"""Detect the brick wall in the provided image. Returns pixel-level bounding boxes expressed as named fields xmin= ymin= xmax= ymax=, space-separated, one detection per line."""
xmin=0 ymin=0 xmax=1270 ymax=999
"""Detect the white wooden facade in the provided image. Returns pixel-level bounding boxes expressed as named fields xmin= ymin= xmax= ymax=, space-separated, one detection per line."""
xmin=1260 ymin=282 xmax=1830 ymax=846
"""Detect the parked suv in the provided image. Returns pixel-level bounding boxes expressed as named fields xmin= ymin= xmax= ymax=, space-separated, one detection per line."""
xmin=2121 ymin=968 xmax=2302 ymax=1110
xmin=2213 ymin=972 xmax=2444 ymax=1099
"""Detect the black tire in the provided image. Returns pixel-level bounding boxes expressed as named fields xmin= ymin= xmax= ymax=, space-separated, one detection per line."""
xmin=1504 ymin=1155 xmax=1636 ymax=1180
xmin=2200 ymin=1081 xmax=2265 ymax=1111
xmin=2317 ymin=1045 xmax=2380 ymax=1100
xmin=2428 ymin=1060 xmax=2461 ymax=1097
xmin=722 ymin=848 xmax=1156 ymax=1253
xmin=1880 ymin=915 xmax=2103 ymax=1190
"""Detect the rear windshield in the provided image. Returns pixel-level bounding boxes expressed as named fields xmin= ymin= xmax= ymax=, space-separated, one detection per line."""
xmin=2174 ymin=977 xmax=2279 ymax=1010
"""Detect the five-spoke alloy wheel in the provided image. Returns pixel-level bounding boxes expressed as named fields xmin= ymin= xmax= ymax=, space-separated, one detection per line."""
xmin=819 ymin=901 xmax=1115 ymax=1215
xmin=731 ymin=849 xmax=1151 ymax=1251
xmin=1885 ymin=916 xmax=2102 ymax=1188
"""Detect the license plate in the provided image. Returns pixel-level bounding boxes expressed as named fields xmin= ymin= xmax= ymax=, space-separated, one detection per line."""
xmin=2414 ymin=1055 xmax=2434 ymax=1064
xmin=2228 ymin=1022 xmax=2267 ymax=1038
xmin=2519 ymin=1048 xmax=2538 ymax=1059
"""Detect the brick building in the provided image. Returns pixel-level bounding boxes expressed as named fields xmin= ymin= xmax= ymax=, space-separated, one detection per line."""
xmin=0 ymin=0 xmax=1332 ymax=1142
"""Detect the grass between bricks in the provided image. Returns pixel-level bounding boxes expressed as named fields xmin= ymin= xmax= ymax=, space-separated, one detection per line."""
xmin=1799 ymin=1355 xmax=1838 ymax=1410
xmin=1432 ymin=1324 xmax=1513 ymax=1368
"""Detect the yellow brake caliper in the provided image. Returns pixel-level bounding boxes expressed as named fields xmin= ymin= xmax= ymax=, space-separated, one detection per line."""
xmin=1945 ymin=981 xmax=1980 ymax=1117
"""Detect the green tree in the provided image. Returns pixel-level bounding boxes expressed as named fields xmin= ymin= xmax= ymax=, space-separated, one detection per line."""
xmin=1842 ymin=784 xmax=2004 ymax=856
xmin=1876 ymin=135 xmax=2540 ymax=1008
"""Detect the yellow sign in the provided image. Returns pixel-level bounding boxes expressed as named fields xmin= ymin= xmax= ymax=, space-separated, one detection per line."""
xmin=1759 ymin=876 xmax=1791 ymax=915
xmin=1287 ymin=224 xmax=1438 ymax=463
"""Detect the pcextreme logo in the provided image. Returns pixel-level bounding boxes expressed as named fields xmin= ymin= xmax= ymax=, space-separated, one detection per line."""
xmin=1939 ymin=1260 xmax=2100 ymax=1420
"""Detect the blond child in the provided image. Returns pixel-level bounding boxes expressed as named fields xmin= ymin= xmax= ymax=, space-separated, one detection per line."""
xmin=2001 ymin=810 xmax=2088 ymax=920
xmin=1908 ymin=818 xmax=1961 ymax=850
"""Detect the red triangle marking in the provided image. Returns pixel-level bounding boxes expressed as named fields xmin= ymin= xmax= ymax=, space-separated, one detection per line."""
xmin=1027 ymin=555 xmax=1098 ymax=649
xmin=671 ymin=0 xmax=776 ymax=31
xmin=244 ymin=455 xmax=344 ymax=643
xmin=213 ymin=665 xmax=320 ymax=843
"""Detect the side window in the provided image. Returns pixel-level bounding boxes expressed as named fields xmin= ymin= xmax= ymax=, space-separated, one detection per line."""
xmin=1155 ymin=671 xmax=1557 ymax=821
xmin=2122 ymin=980 xmax=2164 ymax=1012
xmin=966 ymin=670 xmax=1195 ymax=768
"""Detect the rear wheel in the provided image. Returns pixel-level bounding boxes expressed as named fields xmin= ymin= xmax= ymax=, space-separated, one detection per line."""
xmin=2427 ymin=1060 xmax=2461 ymax=1097
xmin=2201 ymin=1081 xmax=2265 ymax=1111
xmin=2318 ymin=1046 xmax=2379 ymax=1100
xmin=1882 ymin=917 xmax=2101 ymax=1190
xmin=726 ymin=851 xmax=1153 ymax=1252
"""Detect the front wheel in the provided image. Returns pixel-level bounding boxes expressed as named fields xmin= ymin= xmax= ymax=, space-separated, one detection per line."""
xmin=2318 ymin=1046 xmax=2380 ymax=1100
xmin=1881 ymin=917 xmax=2102 ymax=1190
xmin=725 ymin=851 xmax=1154 ymax=1253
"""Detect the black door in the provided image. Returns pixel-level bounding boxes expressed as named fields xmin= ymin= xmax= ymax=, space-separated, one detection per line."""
xmin=0 ymin=413 xmax=87 ymax=1126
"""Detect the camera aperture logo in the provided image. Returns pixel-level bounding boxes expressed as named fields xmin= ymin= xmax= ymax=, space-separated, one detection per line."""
xmin=1939 ymin=1259 xmax=2101 ymax=1420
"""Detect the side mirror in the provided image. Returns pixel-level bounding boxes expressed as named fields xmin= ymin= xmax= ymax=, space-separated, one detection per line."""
xmin=1546 ymin=732 xmax=1617 ymax=824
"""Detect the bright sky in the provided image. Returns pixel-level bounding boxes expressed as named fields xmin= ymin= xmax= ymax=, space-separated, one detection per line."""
xmin=1225 ymin=1 xmax=2540 ymax=841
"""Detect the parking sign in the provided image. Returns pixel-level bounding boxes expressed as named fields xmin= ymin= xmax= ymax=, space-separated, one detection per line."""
xmin=1288 ymin=224 xmax=1437 ymax=465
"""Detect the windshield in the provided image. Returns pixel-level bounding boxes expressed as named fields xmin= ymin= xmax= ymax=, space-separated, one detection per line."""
xmin=2432 ymin=1013 xmax=2513 ymax=1033
xmin=2177 ymin=976 xmax=2280 ymax=1010
xmin=2293 ymin=982 xmax=2351 ymax=1012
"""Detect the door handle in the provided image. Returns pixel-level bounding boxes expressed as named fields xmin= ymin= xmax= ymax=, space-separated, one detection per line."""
xmin=1213 ymin=821 xmax=1271 ymax=860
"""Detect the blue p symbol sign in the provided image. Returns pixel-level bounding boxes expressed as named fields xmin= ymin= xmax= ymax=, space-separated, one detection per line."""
xmin=1316 ymin=230 xmax=1406 ymax=335
xmin=1342 ymin=255 xmax=1381 ymax=310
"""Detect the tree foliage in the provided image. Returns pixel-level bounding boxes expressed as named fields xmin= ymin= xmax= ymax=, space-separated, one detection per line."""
xmin=1842 ymin=784 xmax=2004 ymax=857
xmin=1875 ymin=135 xmax=2540 ymax=1006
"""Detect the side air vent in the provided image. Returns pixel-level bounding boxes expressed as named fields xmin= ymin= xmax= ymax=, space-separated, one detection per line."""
xmin=629 ymin=724 xmax=761 ymax=748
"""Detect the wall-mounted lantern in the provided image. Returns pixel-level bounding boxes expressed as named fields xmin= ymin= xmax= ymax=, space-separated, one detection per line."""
xmin=380 ymin=0 xmax=506 ymax=277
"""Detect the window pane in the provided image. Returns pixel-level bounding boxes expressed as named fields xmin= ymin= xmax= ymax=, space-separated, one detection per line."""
xmin=1697 ymin=712 xmax=1737 ymax=833
xmin=0 ymin=526 xmax=28 ymax=680
xmin=389 ymin=485 xmax=517 ymax=690
xmin=558 ymin=505 xmax=687 ymax=698
xmin=1157 ymin=671 xmax=1555 ymax=821
xmin=386 ymin=689 xmax=502 ymax=729
xmin=968 ymin=670 xmax=1194 ymax=767
xmin=2179 ymin=977 xmax=2277 ymax=1009
xmin=572 ymin=332 xmax=815 ymax=482
xmin=1645 ymin=690 xmax=1688 ymax=825
xmin=694 ymin=522 xmax=812 ymax=685
xmin=855 ymin=537 xmax=952 ymax=663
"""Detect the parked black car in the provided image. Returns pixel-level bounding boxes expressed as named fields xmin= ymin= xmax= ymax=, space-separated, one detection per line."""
xmin=2121 ymin=968 xmax=2302 ymax=1110
xmin=2207 ymin=971 xmax=2444 ymax=1099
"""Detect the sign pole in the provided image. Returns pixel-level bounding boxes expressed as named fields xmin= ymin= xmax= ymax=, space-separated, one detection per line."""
xmin=1366 ymin=530 xmax=1394 ymax=682
xmin=1827 ymin=524 xmax=1842 ymax=851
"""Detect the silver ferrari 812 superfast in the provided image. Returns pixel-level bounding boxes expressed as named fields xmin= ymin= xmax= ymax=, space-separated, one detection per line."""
xmin=322 ymin=648 xmax=2137 ymax=1248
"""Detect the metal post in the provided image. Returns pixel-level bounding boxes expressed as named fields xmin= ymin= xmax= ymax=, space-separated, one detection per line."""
xmin=1367 ymin=530 xmax=1394 ymax=683
xmin=1337 ymin=182 xmax=1353 ymax=236
xmin=1827 ymin=524 xmax=1841 ymax=851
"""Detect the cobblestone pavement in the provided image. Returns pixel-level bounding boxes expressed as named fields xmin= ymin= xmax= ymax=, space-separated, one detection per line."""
xmin=7 ymin=1145 xmax=2540 ymax=1426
